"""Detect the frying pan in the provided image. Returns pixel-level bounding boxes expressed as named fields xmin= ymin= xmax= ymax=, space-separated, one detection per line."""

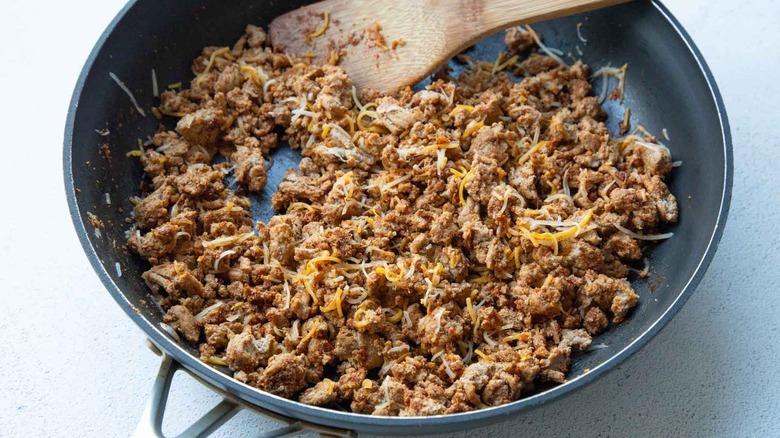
xmin=63 ymin=0 xmax=732 ymax=435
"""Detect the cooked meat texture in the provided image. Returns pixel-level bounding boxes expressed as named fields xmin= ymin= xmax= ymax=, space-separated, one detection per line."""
xmin=127 ymin=23 xmax=678 ymax=416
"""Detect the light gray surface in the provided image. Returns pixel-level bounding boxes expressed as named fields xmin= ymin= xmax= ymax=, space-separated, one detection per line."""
xmin=0 ymin=0 xmax=778 ymax=436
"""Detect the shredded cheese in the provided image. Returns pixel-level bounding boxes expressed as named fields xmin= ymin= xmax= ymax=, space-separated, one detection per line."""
xmin=151 ymin=69 xmax=159 ymax=97
xmin=201 ymin=232 xmax=255 ymax=249
xmin=466 ymin=297 xmax=477 ymax=323
xmin=309 ymin=12 xmax=330 ymax=38
xmin=530 ymin=209 xmax=594 ymax=243
xmin=433 ymin=307 xmax=446 ymax=335
xmin=614 ymin=223 xmax=674 ymax=241
xmin=525 ymin=25 xmax=565 ymax=66
xmin=290 ymin=320 xmax=300 ymax=342
xmin=109 ymin=72 xmax=146 ymax=117
xmin=194 ymin=301 xmax=223 ymax=322
xmin=283 ymin=281 xmax=291 ymax=310
xmin=356 ymin=104 xmax=381 ymax=132
xmin=593 ymin=63 xmax=628 ymax=103
xmin=240 ymin=65 xmax=266 ymax=85
xmin=403 ymin=310 xmax=412 ymax=327
xmin=201 ymin=356 xmax=228 ymax=366
xmin=441 ymin=356 xmax=456 ymax=379
xmin=203 ymin=47 xmax=230 ymax=73
xmin=518 ymin=140 xmax=548 ymax=165
xmin=462 ymin=341 xmax=474 ymax=363
xmin=351 ymin=86 xmax=364 ymax=111
xmin=511 ymin=247 xmax=521 ymax=269
xmin=352 ymin=308 xmax=371 ymax=329
xmin=320 ymin=287 xmax=345 ymax=318
xmin=287 ymin=202 xmax=318 ymax=213
xmin=448 ymin=105 xmax=475 ymax=117
xmin=503 ymin=332 xmax=530 ymax=343
xmin=375 ymin=264 xmax=405 ymax=283
xmin=450 ymin=166 xmax=476 ymax=206
xmin=492 ymin=53 xmax=519 ymax=73
xmin=386 ymin=308 xmax=404 ymax=323
xmin=461 ymin=120 xmax=484 ymax=138
xmin=213 ymin=249 xmax=236 ymax=272
xmin=262 ymin=78 xmax=276 ymax=96
xmin=474 ymin=349 xmax=493 ymax=362
xmin=541 ymin=273 xmax=554 ymax=288
xmin=299 ymin=322 xmax=320 ymax=344
xmin=576 ymin=22 xmax=588 ymax=43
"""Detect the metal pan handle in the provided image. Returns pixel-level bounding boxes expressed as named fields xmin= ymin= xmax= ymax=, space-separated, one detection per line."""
xmin=134 ymin=340 xmax=355 ymax=438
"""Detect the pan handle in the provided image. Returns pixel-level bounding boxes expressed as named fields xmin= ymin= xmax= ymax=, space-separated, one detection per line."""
xmin=134 ymin=339 xmax=355 ymax=438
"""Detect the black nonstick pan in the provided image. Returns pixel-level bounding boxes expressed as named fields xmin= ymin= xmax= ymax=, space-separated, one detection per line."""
xmin=63 ymin=0 xmax=732 ymax=436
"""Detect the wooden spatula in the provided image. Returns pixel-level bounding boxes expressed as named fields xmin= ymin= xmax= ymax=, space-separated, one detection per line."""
xmin=269 ymin=0 xmax=628 ymax=92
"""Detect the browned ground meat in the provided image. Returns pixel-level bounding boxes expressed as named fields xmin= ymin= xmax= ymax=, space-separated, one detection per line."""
xmin=128 ymin=25 xmax=678 ymax=416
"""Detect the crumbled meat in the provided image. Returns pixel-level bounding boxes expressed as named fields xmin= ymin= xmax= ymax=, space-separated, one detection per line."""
xmin=127 ymin=21 xmax=678 ymax=416
xmin=504 ymin=28 xmax=536 ymax=54
xmin=258 ymin=353 xmax=308 ymax=398
xmin=163 ymin=305 xmax=200 ymax=343
xmin=299 ymin=379 xmax=338 ymax=406
xmin=225 ymin=332 xmax=276 ymax=372
xmin=232 ymin=146 xmax=268 ymax=192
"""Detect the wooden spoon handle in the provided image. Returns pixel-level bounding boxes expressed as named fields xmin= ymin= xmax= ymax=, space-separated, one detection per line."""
xmin=445 ymin=0 xmax=629 ymax=51
xmin=269 ymin=0 xmax=630 ymax=91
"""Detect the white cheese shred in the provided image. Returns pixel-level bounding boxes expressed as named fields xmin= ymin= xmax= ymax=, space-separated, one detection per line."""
xmin=151 ymin=68 xmax=159 ymax=97
xmin=109 ymin=72 xmax=146 ymax=117
xmin=614 ymin=223 xmax=674 ymax=241
xmin=525 ymin=25 xmax=566 ymax=66
xmin=194 ymin=301 xmax=223 ymax=322
xmin=576 ymin=22 xmax=588 ymax=43
xmin=159 ymin=322 xmax=181 ymax=342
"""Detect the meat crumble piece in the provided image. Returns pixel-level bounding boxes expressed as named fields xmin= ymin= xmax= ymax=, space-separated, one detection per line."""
xmin=127 ymin=22 xmax=678 ymax=416
xmin=258 ymin=353 xmax=308 ymax=398
xmin=504 ymin=28 xmax=536 ymax=55
xmin=163 ymin=305 xmax=200 ymax=343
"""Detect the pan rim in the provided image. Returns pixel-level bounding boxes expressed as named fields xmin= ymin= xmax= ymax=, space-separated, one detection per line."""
xmin=63 ymin=0 xmax=732 ymax=432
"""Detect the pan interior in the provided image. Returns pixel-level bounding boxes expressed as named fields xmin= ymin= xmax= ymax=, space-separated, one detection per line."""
xmin=66 ymin=0 xmax=728 ymax=433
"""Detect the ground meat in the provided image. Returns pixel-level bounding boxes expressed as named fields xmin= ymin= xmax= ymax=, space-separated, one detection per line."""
xmin=127 ymin=21 xmax=678 ymax=417
xmin=268 ymin=220 xmax=295 ymax=266
xmin=514 ymin=53 xmax=560 ymax=76
xmin=374 ymin=96 xmax=422 ymax=133
xmin=504 ymin=28 xmax=536 ymax=54
xmin=163 ymin=305 xmax=200 ymax=343
xmin=298 ymin=379 xmax=338 ymax=406
xmin=583 ymin=307 xmax=609 ymax=334
xmin=176 ymin=106 xmax=226 ymax=146
xmin=581 ymin=270 xmax=640 ymax=323
xmin=448 ymin=362 xmax=522 ymax=411
xmin=258 ymin=353 xmax=308 ymax=398
xmin=417 ymin=302 xmax=468 ymax=353
xmin=333 ymin=327 xmax=384 ymax=370
xmin=133 ymin=184 xmax=174 ymax=230
xmin=231 ymin=146 xmax=267 ymax=192
xmin=175 ymin=167 xmax=224 ymax=197
xmin=429 ymin=210 xmax=458 ymax=245
xmin=127 ymin=222 xmax=178 ymax=262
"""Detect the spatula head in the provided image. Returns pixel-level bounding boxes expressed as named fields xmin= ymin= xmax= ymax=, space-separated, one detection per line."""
xmin=268 ymin=0 xmax=449 ymax=92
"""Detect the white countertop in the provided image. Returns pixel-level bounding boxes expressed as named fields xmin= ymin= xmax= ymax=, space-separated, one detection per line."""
xmin=1 ymin=0 xmax=778 ymax=436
